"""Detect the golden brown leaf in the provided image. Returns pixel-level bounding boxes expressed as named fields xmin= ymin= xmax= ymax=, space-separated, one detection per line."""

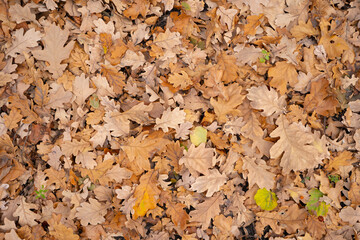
xmin=101 ymin=65 xmax=126 ymax=94
xmin=304 ymin=78 xmax=339 ymax=116
xmin=268 ymin=61 xmax=298 ymax=95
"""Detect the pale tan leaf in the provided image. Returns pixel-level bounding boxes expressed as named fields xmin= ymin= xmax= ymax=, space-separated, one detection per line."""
xmin=13 ymin=196 xmax=41 ymax=227
xmin=179 ymin=143 xmax=214 ymax=176
xmin=32 ymin=23 xmax=75 ymax=78
xmin=190 ymin=169 xmax=226 ymax=197
xmin=75 ymin=198 xmax=109 ymax=226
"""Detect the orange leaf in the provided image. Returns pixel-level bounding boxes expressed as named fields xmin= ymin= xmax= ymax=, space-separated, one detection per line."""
xmin=244 ymin=14 xmax=263 ymax=36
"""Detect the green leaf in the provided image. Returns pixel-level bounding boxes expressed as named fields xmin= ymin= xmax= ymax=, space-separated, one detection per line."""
xmin=259 ymin=58 xmax=265 ymax=63
xmin=90 ymin=94 xmax=100 ymax=109
xmin=190 ymin=126 xmax=207 ymax=146
xmin=181 ymin=2 xmax=191 ymax=10
xmin=306 ymin=188 xmax=330 ymax=216
xmin=316 ymin=201 xmax=329 ymax=216
xmin=254 ymin=188 xmax=278 ymax=211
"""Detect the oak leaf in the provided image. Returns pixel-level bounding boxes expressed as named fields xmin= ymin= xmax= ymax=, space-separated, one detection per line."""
xmin=190 ymin=169 xmax=226 ymax=197
xmin=189 ymin=193 xmax=223 ymax=230
xmin=168 ymin=71 xmax=193 ymax=89
xmin=132 ymin=170 xmax=161 ymax=219
xmin=75 ymin=198 xmax=109 ymax=226
xmin=242 ymin=156 xmax=275 ymax=190
xmin=339 ymin=206 xmax=360 ymax=225
xmin=210 ymin=83 xmax=245 ymax=123
xmin=244 ymin=14 xmax=263 ymax=36
xmin=101 ymin=65 xmax=126 ymax=94
xmin=179 ymin=143 xmax=214 ymax=176
xmin=304 ymin=78 xmax=339 ymax=117
xmin=257 ymin=205 xmax=307 ymax=234
xmin=290 ymin=20 xmax=319 ymax=41
xmin=270 ymin=115 xmax=324 ymax=173
xmin=32 ymin=23 xmax=75 ymax=78
xmin=73 ymin=73 xmax=96 ymax=105
xmin=247 ymin=85 xmax=286 ymax=118
xmin=319 ymin=19 xmax=349 ymax=59
xmin=121 ymin=132 xmax=169 ymax=173
xmin=4 ymin=109 xmax=22 ymax=130
xmin=154 ymin=107 xmax=186 ymax=132
xmin=6 ymin=28 xmax=42 ymax=58
xmin=123 ymin=0 xmax=149 ymax=19
xmin=13 ymin=196 xmax=41 ymax=227
xmin=49 ymin=223 xmax=80 ymax=240
xmin=268 ymin=61 xmax=298 ymax=95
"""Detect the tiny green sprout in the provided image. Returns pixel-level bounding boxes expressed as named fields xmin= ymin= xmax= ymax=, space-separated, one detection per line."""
xmin=181 ymin=1 xmax=191 ymax=11
xmin=259 ymin=49 xmax=270 ymax=63
xmin=328 ymin=174 xmax=340 ymax=184
xmin=35 ymin=185 xmax=48 ymax=199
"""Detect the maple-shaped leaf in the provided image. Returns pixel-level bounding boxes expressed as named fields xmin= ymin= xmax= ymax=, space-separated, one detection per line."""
xmin=210 ymin=83 xmax=245 ymax=123
xmin=6 ymin=28 xmax=42 ymax=58
xmin=268 ymin=61 xmax=298 ymax=95
xmin=179 ymin=143 xmax=214 ymax=176
xmin=304 ymin=78 xmax=339 ymax=117
xmin=13 ymin=196 xmax=41 ymax=227
xmin=270 ymin=115 xmax=324 ymax=173
xmin=190 ymin=169 xmax=226 ymax=197
xmin=132 ymin=170 xmax=161 ymax=219
xmin=154 ymin=107 xmax=186 ymax=132
xmin=189 ymin=193 xmax=223 ymax=230
xmin=49 ymin=223 xmax=80 ymax=240
xmin=32 ymin=23 xmax=75 ymax=78
xmin=73 ymin=73 xmax=96 ymax=105
xmin=75 ymin=198 xmax=109 ymax=226
xmin=242 ymin=156 xmax=275 ymax=190
xmin=247 ymin=85 xmax=286 ymax=118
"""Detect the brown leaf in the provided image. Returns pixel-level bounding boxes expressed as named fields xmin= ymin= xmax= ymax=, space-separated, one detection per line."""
xmin=268 ymin=61 xmax=298 ymax=95
xmin=304 ymin=78 xmax=339 ymax=116
xmin=101 ymin=65 xmax=126 ymax=94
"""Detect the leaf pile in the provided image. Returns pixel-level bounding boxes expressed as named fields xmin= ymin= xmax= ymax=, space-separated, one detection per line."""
xmin=1 ymin=0 xmax=360 ymax=239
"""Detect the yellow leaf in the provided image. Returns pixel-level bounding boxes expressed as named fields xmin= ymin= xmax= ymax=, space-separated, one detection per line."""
xmin=132 ymin=170 xmax=161 ymax=219
xmin=133 ymin=190 xmax=157 ymax=219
